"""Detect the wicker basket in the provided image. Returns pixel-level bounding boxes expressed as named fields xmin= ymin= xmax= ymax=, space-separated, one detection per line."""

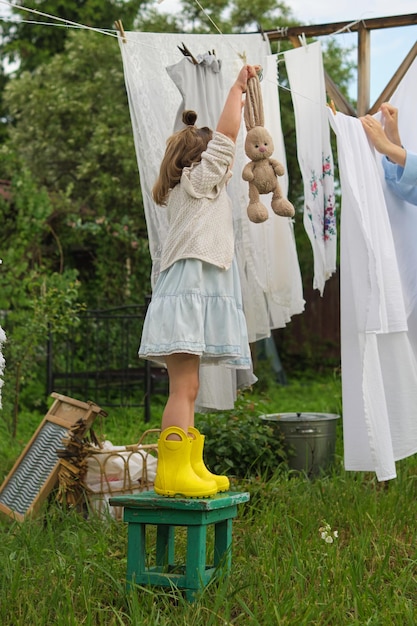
xmin=84 ymin=428 xmax=160 ymax=519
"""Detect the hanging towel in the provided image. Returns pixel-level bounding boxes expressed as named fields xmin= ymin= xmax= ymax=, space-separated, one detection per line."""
xmin=284 ymin=41 xmax=337 ymax=295
xmin=329 ymin=110 xmax=417 ymax=481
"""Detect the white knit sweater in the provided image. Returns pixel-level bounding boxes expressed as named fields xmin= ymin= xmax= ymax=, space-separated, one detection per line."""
xmin=160 ymin=131 xmax=235 ymax=272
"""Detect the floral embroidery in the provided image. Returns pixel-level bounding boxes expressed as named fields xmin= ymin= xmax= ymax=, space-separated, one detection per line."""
xmin=310 ymin=172 xmax=319 ymax=199
xmin=307 ymin=153 xmax=337 ymax=242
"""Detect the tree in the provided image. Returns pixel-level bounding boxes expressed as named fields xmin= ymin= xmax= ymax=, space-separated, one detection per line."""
xmin=1 ymin=0 xmax=148 ymax=73
xmin=3 ymin=30 xmax=152 ymax=307
xmin=0 ymin=160 xmax=84 ymax=434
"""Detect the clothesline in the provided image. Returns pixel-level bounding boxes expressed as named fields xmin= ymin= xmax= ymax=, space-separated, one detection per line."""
xmin=0 ymin=0 xmax=362 ymax=53
xmin=0 ymin=0 xmax=337 ymax=112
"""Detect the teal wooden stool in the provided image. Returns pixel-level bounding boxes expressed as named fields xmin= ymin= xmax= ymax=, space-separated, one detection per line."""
xmin=109 ymin=490 xmax=250 ymax=601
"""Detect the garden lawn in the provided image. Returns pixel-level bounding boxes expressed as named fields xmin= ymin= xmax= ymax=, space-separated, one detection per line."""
xmin=2 ymin=372 xmax=417 ymax=624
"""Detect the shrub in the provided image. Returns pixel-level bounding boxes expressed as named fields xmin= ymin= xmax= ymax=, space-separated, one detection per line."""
xmin=196 ymin=394 xmax=288 ymax=479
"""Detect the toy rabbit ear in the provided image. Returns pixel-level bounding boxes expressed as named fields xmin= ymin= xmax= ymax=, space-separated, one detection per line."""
xmin=244 ymin=75 xmax=264 ymax=131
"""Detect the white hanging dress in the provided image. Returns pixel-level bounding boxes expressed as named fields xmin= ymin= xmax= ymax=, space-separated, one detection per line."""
xmin=329 ymin=110 xmax=417 ymax=481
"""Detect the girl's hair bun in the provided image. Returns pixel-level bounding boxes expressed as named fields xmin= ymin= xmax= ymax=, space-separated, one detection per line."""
xmin=182 ymin=110 xmax=198 ymax=126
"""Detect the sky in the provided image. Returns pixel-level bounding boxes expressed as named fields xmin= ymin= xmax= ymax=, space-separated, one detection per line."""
xmin=157 ymin=0 xmax=417 ymax=103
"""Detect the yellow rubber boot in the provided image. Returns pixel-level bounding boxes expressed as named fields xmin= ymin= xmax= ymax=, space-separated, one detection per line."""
xmin=188 ymin=427 xmax=230 ymax=493
xmin=154 ymin=427 xmax=218 ymax=498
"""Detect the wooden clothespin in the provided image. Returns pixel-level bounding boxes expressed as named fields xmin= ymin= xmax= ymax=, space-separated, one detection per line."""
xmin=114 ymin=19 xmax=126 ymax=44
xmin=178 ymin=42 xmax=198 ymax=65
xmin=257 ymin=23 xmax=268 ymax=42
xmin=327 ymin=99 xmax=337 ymax=115
xmin=238 ymin=51 xmax=247 ymax=64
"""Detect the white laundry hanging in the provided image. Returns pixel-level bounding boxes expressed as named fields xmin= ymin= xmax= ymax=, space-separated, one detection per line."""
xmin=240 ymin=55 xmax=305 ymax=333
xmin=118 ymin=32 xmax=305 ymax=411
xmin=284 ymin=41 xmax=337 ymax=296
xmin=118 ymin=32 xmax=304 ymax=345
xmin=377 ymin=56 xmax=417 ymax=359
xmin=329 ymin=110 xmax=417 ymax=481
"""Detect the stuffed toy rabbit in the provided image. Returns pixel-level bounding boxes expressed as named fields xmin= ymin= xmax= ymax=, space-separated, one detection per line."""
xmin=242 ymin=74 xmax=295 ymax=223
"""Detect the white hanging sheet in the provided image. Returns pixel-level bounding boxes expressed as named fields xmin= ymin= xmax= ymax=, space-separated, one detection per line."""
xmin=377 ymin=56 xmax=417 ymax=358
xmin=284 ymin=41 xmax=337 ymax=296
xmin=118 ymin=33 xmax=304 ymax=343
xmin=240 ymin=55 xmax=305 ymax=335
xmin=329 ymin=110 xmax=417 ymax=481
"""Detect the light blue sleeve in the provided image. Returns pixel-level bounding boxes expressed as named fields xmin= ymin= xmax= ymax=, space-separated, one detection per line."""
xmin=382 ymin=152 xmax=417 ymax=206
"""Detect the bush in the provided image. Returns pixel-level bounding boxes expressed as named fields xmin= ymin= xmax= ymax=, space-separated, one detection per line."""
xmin=196 ymin=394 xmax=288 ymax=479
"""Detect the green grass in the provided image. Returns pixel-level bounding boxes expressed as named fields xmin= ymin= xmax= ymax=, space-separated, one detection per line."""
xmin=2 ymin=370 xmax=417 ymax=624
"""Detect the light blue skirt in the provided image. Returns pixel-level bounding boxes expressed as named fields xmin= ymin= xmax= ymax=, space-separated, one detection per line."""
xmin=139 ymin=258 xmax=251 ymax=369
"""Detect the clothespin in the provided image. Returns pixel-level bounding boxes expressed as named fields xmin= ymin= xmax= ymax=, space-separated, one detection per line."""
xmin=114 ymin=19 xmax=126 ymax=44
xmin=327 ymin=99 xmax=337 ymax=115
xmin=257 ymin=23 xmax=268 ymax=42
xmin=178 ymin=42 xmax=198 ymax=65
xmin=238 ymin=51 xmax=247 ymax=64
xmin=298 ymin=33 xmax=308 ymax=49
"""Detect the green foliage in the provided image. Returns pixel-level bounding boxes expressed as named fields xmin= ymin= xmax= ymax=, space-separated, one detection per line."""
xmin=0 ymin=164 xmax=86 ymax=432
xmin=196 ymin=393 xmax=288 ymax=478
xmin=2 ymin=31 xmax=152 ymax=308
xmin=2 ymin=377 xmax=417 ymax=624
xmin=1 ymin=0 xmax=148 ymax=73
xmin=2 ymin=269 xmax=84 ymax=435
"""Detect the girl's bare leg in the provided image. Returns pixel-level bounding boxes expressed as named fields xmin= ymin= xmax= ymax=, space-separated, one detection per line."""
xmin=162 ymin=353 xmax=200 ymax=437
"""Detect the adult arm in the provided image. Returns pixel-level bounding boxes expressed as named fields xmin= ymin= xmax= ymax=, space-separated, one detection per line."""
xmin=383 ymin=151 xmax=417 ymax=205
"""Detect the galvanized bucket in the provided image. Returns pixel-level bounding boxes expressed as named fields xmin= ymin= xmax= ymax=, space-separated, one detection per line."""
xmin=260 ymin=412 xmax=340 ymax=477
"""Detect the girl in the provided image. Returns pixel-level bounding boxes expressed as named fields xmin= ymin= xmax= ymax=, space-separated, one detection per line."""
xmin=139 ymin=64 xmax=259 ymax=497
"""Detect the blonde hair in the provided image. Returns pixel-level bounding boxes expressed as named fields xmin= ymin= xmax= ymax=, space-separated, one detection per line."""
xmin=152 ymin=110 xmax=213 ymax=206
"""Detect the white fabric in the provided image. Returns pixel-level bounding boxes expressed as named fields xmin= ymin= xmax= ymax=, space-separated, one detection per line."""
xmin=378 ymin=56 xmax=417 ymax=347
xmin=329 ymin=110 xmax=417 ymax=481
xmin=240 ymin=55 xmax=305 ymax=333
xmin=118 ymin=33 xmax=304 ymax=343
xmin=166 ymin=55 xmax=224 ymax=133
xmin=284 ymin=42 xmax=337 ymax=295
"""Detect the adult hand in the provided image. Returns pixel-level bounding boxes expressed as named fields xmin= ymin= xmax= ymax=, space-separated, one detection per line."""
xmin=380 ymin=103 xmax=402 ymax=147
xmin=360 ymin=115 xmax=391 ymax=153
xmin=360 ymin=113 xmax=406 ymax=167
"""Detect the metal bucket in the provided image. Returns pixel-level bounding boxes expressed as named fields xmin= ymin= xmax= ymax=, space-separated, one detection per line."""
xmin=260 ymin=413 xmax=340 ymax=477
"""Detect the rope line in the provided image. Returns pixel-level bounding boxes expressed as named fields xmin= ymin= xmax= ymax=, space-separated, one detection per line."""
xmin=0 ymin=0 xmax=360 ymax=109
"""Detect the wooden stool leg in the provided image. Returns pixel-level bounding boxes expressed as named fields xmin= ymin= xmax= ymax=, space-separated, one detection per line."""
xmin=126 ymin=522 xmax=146 ymax=590
xmin=214 ymin=518 xmax=233 ymax=571
xmin=185 ymin=524 xmax=208 ymax=600
xmin=156 ymin=524 xmax=175 ymax=567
